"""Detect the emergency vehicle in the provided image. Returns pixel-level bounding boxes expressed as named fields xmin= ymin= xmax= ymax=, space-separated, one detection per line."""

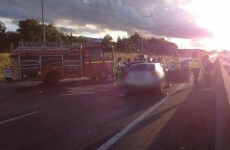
xmin=8 ymin=42 xmax=114 ymax=83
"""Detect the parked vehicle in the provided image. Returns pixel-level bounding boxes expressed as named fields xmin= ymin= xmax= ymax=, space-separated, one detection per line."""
xmin=121 ymin=61 xmax=190 ymax=95
xmin=9 ymin=42 xmax=114 ymax=83
xmin=122 ymin=63 xmax=168 ymax=94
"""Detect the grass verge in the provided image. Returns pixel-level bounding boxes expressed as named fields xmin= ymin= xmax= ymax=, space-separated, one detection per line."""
xmin=0 ymin=74 xmax=3 ymax=81
xmin=0 ymin=53 xmax=10 ymax=81
xmin=0 ymin=53 xmax=11 ymax=74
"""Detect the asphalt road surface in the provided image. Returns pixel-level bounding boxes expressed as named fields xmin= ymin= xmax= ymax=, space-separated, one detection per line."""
xmin=0 ymin=56 xmax=229 ymax=150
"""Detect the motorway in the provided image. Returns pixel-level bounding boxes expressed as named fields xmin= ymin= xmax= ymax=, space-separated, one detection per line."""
xmin=0 ymin=56 xmax=230 ymax=150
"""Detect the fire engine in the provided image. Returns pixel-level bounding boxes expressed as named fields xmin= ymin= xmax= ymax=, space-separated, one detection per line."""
xmin=8 ymin=42 xmax=114 ymax=83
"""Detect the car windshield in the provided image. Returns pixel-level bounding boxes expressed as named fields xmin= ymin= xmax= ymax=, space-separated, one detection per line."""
xmin=129 ymin=63 xmax=155 ymax=71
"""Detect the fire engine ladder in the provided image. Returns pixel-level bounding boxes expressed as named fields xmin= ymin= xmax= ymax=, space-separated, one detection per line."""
xmin=17 ymin=42 xmax=71 ymax=50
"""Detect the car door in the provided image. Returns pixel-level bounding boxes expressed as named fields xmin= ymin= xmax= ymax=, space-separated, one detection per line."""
xmin=166 ymin=60 xmax=190 ymax=83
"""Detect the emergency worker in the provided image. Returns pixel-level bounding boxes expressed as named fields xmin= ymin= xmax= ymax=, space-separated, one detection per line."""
xmin=189 ymin=53 xmax=202 ymax=86
xmin=124 ymin=58 xmax=131 ymax=70
xmin=113 ymin=57 xmax=122 ymax=86
xmin=148 ymin=58 xmax=153 ymax=62
xmin=172 ymin=54 xmax=180 ymax=70
xmin=126 ymin=58 xmax=131 ymax=64
xmin=202 ymin=55 xmax=213 ymax=91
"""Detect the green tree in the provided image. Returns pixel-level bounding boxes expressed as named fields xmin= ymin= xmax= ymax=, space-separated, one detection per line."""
xmin=115 ymin=36 xmax=124 ymax=51
xmin=0 ymin=21 xmax=6 ymax=34
xmin=17 ymin=19 xmax=64 ymax=42
xmin=0 ymin=21 xmax=7 ymax=52
xmin=114 ymin=32 xmax=178 ymax=55
xmin=45 ymin=24 xmax=62 ymax=42
xmin=76 ymin=36 xmax=89 ymax=45
xmin=130 ymin=32 xmax=141 ymax=44
xmin=101 ymin=34 xmax=113 ymax=46
xmin=17 ymin=19 xmax=42 ymax=42
xmin=5 ymin=32 xmax=20 ymax=52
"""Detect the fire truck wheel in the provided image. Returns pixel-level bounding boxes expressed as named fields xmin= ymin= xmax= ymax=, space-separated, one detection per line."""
xmin=45 ymin=71 xmax=61 ymax=84
xmin=98 ymin=71 xmax=108 ymax=80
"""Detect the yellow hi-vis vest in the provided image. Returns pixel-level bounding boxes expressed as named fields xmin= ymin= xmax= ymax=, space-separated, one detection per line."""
xmin=189 ymin=58 xmax=202 ymax=69
xmin=113 ymin=61 xmax=121 ymax=75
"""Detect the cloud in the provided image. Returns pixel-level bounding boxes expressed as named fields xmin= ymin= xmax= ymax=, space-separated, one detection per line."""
xmin=0 ymin=0 xmax=212 ymax=39
xmin=190 ymin=39 xmax=205 ymax=49
xmin=58 ymin=24 xmax=105 ymax=35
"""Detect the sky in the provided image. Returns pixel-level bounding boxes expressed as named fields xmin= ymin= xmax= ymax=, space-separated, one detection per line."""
xmin=0 ymin=0 xmax=229 ymax=50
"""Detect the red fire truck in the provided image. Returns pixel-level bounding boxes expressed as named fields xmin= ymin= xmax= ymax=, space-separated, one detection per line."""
xmin=9 ymin=42 xmax=114 ymax=83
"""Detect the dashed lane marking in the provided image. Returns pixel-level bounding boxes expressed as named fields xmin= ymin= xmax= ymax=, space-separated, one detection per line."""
xmin=97 ymin=84 xmax=186 ymax=150
xmin=0 ymin=111 xmax=37 ymax=125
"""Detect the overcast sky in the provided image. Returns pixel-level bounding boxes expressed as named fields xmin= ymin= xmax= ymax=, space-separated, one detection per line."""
xmin=0 ymin=0 xmax=216 ymax=49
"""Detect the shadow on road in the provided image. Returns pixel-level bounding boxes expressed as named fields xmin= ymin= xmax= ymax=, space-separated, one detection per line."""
xmin=146 ymin=59 xmax=229 ymax=150
xmin=0 ymin=74 xmax=173 ymax=150
xmin=107 ymin=59 xmax=226 ymax=150
xmin=224 ymin=65 xmax=230 ymax=76
xmin=170 ymin=86 xmax=193 ymax=97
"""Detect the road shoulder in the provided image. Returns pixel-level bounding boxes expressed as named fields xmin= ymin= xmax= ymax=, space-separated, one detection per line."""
xmin=217 ymin=58 xmax=230 ymax=150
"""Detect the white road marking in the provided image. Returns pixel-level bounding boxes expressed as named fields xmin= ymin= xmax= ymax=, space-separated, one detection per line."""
xmin=0 ymin=111 xmax=37 ymax=125
xmin=97 ymin=84 xmax=186 ymax=150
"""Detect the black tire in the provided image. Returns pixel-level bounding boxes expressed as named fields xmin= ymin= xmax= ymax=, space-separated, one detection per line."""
xmin=45 ymin=71 xmax=61 ymax=84
xmin=98 ymin=71 xmax=108 ymax=80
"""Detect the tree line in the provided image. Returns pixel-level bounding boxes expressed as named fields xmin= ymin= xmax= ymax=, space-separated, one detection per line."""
xmin=0 ymin=19 xmax=178 ymax=55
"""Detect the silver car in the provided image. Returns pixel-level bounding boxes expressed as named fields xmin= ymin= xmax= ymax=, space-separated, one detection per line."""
xmin=122 ymin=63 xmax=169 ymax=94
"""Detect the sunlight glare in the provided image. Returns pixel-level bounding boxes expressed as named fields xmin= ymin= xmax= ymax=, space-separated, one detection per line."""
xmin=181 ymin=0 xmax=230 ymax=50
